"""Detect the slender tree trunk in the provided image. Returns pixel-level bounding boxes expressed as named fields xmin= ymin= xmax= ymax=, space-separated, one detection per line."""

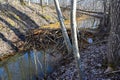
xmin=20 ymin=0 xmax=25 ymax=5
xmin=46 ymin=0 xmax=48 ymax=5
xmin=54 ymin=0 xmax=72 ymax=53
xmin=106 ymin=0 xmax=120 ymax=72
xmin=5 ymin=0 xmax=8 ymax=3
xmin=40 ymin=0 xmax=42 ymax=6
xmin=70 ymin=0 xmax=82 ymax=79
xmin=28 ymin=0 xmax=31 ymax=5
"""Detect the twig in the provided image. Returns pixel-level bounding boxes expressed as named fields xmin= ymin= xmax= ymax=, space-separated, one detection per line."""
xmin=88 ymin=39 xmax=108 ymax=45
xmin=45 ymin=35 xmax=57 ymax=44
xmin=105 ymin=70 xmax=120 ymax=74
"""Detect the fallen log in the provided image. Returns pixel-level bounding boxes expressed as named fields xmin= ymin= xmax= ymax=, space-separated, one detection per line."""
xmin=61 ymin=7 xmax=105 ymax=18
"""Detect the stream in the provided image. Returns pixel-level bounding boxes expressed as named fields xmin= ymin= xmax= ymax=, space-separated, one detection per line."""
xmin=0 ymin=50 xmax=60 ymax=80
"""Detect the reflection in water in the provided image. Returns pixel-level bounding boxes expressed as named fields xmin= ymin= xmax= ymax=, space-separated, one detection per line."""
xmin=19 ymin=57 xmax=26 ymax=80
xmin=33 ymin=50 xmax=38 ymax=77
xmin=4 ymin=65 xmax=12 ymax=80
xmin=0 ymin=50 xmax=54 ymax=80
xmin=28 ymin=52 xmax=32 ymax=80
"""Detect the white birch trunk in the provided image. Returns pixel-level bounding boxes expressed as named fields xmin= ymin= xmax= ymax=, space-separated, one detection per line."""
xmin=46 ymin=0 xmax=48 ymax=5
xmin=28 ymin=0 xmax=31 ymax=5
xmin=70 ymin=0 xmax=83 ymax=79
xmin=40 ymin=0 xmax=42 ymax=6
xmin=54 ymin=0 xmax=72 ymax=53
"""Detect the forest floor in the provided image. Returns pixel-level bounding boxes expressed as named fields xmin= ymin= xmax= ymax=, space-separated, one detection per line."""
xmin=48 ymin=43 xmax=120 ymax=80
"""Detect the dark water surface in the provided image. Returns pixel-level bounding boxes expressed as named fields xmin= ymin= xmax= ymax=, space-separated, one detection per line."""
xmin=0 ymin=50 xmax=55 ymax=80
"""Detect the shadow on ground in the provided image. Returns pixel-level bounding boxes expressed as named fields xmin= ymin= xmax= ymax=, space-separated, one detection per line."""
xmin=0 ymin=32 xmax=18 ymax=51
xmin=0 ymin=4 xmax=40 ymax=53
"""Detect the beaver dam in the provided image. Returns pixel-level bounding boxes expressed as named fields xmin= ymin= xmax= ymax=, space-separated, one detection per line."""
xmin=24 ymin=15 xmax=99 ymax=52
xmin=25 ymin=28 xmax=95 ymax=52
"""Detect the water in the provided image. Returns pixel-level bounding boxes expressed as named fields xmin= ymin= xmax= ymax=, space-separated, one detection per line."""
xmin=0 ymin=50 xmax=57 ymax=80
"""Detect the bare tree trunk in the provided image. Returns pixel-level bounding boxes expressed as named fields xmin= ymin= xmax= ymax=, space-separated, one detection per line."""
xmin=46 ymin=0 xmax=48 ymax=5
xmin=106 ymin=0 xmax=120 ymax=72
xmin=54 ymin=0 xmax=72 ymax=53
xmin=20 ymin=0 xmax=25 ymax=5
xmin=40 ymin=0 xmax=42 ymax=6
xmin=70 ymin=0 xmax=82 ymax=79
xmin=28 ymin=0 xmax=31 ymax=5
xmin=5 ymin=0 xmax=9 ymax=3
